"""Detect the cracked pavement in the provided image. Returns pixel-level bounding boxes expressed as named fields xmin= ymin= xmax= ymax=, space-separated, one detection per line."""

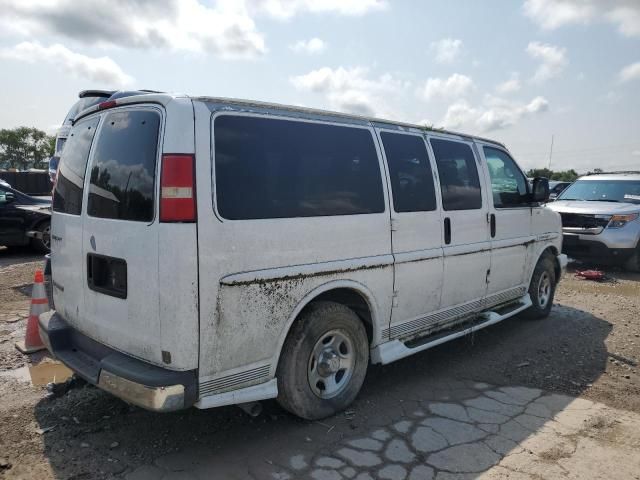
xmin=124 ymin=382 xmax=640 ymax=480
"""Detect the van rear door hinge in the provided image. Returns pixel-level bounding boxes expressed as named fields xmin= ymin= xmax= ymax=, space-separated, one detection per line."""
xmin=390 ymin=218 xmax=398 ymax=232
xmin=485 ymin=269 xmax=491 ymax=284
xmin=392 ymin=290 xmax=399 ymax=307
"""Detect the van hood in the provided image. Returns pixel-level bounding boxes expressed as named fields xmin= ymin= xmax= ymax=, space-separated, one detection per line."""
xmin=547 ymin=200 xmax=640 ymax=215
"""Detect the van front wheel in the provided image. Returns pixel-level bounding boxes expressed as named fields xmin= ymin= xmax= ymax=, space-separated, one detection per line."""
xmin=276 ymin=301 xmax=369 ymax=420
xmin=523 ymin=253 xmax=557 ymax=320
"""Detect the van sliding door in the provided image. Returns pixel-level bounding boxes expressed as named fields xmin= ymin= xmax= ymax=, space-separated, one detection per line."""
xmin=429 ymin=137 xmax=491 ymax=314
xmin=376 ymin=128 xmax=444 ymax=341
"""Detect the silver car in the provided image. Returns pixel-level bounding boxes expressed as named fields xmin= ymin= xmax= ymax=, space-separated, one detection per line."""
xmin=547 ymin=172 xmax=640 ymax=271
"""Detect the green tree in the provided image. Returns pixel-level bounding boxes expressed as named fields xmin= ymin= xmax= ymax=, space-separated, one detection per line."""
xmin=0 ymin=127 xmax=55 ymax=170
xmin=526 ymin=168 xmax=554 ymax=178
xmin=526 ymin=168 xmax=580 ymax=182
xmin=551 ymin=169 xmax=579 ymax=182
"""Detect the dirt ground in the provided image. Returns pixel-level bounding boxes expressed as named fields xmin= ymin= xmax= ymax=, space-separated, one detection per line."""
xmin=0 ymin=245 xmax=638 ymax=479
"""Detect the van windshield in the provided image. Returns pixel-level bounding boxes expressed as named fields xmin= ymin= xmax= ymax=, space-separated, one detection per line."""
xmin=558 ymin=179 xmax=640 ymax=204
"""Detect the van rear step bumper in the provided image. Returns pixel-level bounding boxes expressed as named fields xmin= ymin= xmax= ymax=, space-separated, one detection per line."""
xmin=38 ymin=311 xmax=197 ymax=412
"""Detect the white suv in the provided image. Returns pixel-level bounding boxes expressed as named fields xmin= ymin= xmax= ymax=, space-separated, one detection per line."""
xmin=548 ymin=172 xmax=640 ymax=271
xmin=40 ymin=93 xmax=566 ymax=419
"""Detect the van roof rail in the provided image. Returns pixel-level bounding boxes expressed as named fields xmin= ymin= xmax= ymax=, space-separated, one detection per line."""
xmin=585 ymin=171 xmax=640 ymax=175
xmin=194 ymin=96 xmax=507 ymax=149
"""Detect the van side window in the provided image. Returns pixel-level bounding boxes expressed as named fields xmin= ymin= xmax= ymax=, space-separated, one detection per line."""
xmin=430 ymin=138 xmax=482 ymax=211
xmin=214 ymin=115 xmax=385 ymax=220
xmin=483 ymin=147 xmax=529 ymax=208
xmin=381 ymin=132 xmax=437 ymax=212
xmin=87 ymin=110 xmax=160 ymax=222
xmin=53 ymin=117 xmax=99 ymax=215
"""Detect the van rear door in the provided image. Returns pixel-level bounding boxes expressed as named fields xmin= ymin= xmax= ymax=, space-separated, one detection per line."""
xmin=51 ymin=116 xmax=100 ymax=327
xmin=80 ymin=106 xmax=164 ymax=366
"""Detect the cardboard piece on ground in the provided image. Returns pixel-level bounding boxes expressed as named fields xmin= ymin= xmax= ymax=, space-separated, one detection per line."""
xmin=29 ymin=357 xmax=73 ymax=386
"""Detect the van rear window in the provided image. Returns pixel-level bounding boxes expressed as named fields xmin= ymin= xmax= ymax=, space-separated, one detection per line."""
xmin=87 ymin=110 xmax=160 ymax=222
xmin=53 ymin=117 xmax=99 ymax=215
xmin=214 ymin=115 xmax=385 ymax=220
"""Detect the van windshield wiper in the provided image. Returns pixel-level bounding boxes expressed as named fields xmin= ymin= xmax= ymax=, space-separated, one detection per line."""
xmin=590 ymin=199 xmax=621 ymax=202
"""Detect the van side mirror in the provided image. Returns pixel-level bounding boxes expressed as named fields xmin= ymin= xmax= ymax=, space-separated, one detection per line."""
xmin=531 ymin=177 xmax=550 ymax=203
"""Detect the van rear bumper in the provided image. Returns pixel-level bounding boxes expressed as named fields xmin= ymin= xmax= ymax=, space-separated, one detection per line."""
xmin=38 ymin=311 xmax=197 ymax=412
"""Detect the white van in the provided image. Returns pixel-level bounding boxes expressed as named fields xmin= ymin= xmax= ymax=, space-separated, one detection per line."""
xmin=40 ymin=93 xmax=567 ymax=419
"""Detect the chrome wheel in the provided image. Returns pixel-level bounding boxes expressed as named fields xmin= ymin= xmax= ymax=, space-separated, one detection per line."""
xmin=308 ymin=330 xmax=355 ymax=399
xmin=537 ymin=271 xmax=551 ymax=308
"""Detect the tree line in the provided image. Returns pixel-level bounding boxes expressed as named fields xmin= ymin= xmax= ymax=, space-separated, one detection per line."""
xmin=0 ymin=127 xmax=55 ymax=170
xmin=525 ymin=168 xmax=608 ymax=182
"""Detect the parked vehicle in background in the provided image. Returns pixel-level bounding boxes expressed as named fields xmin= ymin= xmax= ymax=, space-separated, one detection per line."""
xmin=48 ymin=155 xmax=59 ymax=184
xmin=548 ymin=181 xmax=572 ymax=201
xmin=0 ymin=183 xmax=51 ymax=252
xmin=40 ymin=93 xmax=566 ymax=420
xmin=54 ymin=90 xmax=115 ymax=156
xmin=547 ymin=172 xmax=640 ymax=271
xmin=54 ymin=90 xmax=163 ymax=156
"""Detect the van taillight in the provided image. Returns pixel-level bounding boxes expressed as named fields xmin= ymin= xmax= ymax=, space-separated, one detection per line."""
xmin=160 ymin=154 xmax=196 ymax=222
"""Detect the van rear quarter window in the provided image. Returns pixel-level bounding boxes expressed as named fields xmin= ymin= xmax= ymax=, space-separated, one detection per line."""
xmin=430 ymin=138 xmax=482 ymax=211
xmin=53 ymin=117 xmax=99 ymax=215
xmin=87 ymin=110 xmax=160 ymax=222
xmin=214 ymin=115 xmax=385 ymax=220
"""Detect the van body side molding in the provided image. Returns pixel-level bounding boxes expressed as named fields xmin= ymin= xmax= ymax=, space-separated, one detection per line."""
xmin=220 ymin=254 xmax=395 ymax=286
xmin=194 ymin=379 xmax=278 ymax=409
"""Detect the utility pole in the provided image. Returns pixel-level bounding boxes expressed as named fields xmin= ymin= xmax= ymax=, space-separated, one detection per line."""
xmin=547 ymin=134 xmax=554 ymax=170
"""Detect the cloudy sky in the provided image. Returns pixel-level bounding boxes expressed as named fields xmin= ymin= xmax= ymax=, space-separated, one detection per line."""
xmin=0 ymin=0 xmax=638 ymax=172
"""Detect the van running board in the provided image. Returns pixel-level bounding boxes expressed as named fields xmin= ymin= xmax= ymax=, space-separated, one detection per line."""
xmin=371 ymin=294 xmax=532 ymax=365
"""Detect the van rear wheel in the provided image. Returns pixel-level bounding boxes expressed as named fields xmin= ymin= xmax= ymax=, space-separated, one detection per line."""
xmin=523 ymin=253 xmax=557 ymax=320
xmin=276 ymin=301 xmax=369 ymax=420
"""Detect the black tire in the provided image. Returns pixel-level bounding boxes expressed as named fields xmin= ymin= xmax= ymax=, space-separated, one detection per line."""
xmin=31 ymin=220 xmax=50 ymax=253
xmin=523 ymin=253 xmax=557 ymax=320
xmin=623 ymin=246 xmax=640 ymax=273
xmin=276 ymin=301 xmax=369 ymax=420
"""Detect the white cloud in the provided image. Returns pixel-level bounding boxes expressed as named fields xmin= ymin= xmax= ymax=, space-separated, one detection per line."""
xmin=526 ymin=41 xmax=567 ymax=82
xmin=607 ymin=6 xmax=640 ymax=37
xmin=618 ymin=62 xmax=640 ymax=83
xmin=441 ymin=95 xmax=549 ymax=132
xmin=632 ymin=150 xmax=640 ymax=156
xmin=430 ymin=38 xmax=463 ymax=64
xmin=290 ymin=37 xmax=326 ymax=54
xmin=523 ymin=0 xmax=594 ymax=30
xmin=0 ymin=0 xmax=266 ymax=58
xmin=600 ymin=90 xmax=622 ymax=105
xmin=523 ymin=0 xmax=640 ymax=38
xmin=441 ymin=101 xmax=479 ymax=130
xmin=249 ymin=0 xmax=388 ymax=20
xmin=478 ymin=95 xmax=548 ymax=131
xmin=421 ymin=74 xmax=474 ymax=101
xmin=290 ymin=66 xmax=408 ymax=117
xmin=496 ymin=73 xmax=521 ymax=94
xmin=0 ymin=41 xmax=133 ymax=86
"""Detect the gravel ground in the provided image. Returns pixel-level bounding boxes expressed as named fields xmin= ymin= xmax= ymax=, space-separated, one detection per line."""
xmin=0 ymin=247 xmax=638 ymax=479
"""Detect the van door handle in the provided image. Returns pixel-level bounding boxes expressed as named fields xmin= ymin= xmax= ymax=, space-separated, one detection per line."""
xmin=444 ymin=217 xmax=451 ymax=245
xmin=490 ymin=214 xmax=496 ymax=238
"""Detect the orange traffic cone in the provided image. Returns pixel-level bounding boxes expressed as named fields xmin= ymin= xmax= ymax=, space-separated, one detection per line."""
xmin=15 ymin=270 xmax=49 ymax=354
